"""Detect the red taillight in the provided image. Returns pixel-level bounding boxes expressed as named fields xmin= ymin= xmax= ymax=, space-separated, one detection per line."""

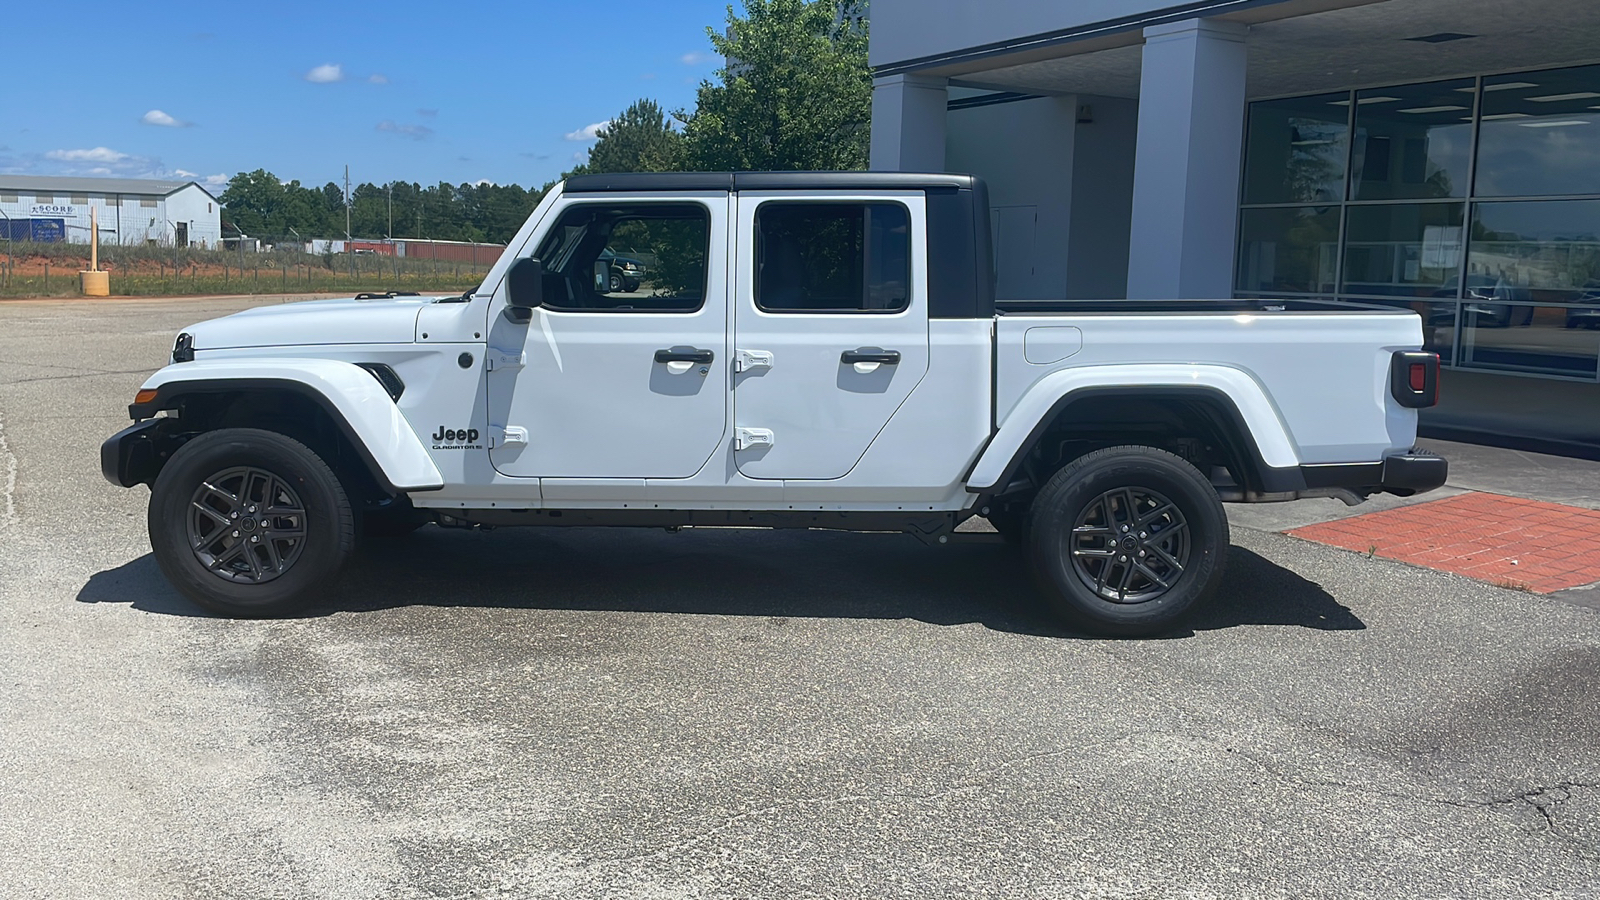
xmin=1390 ymin=351 xmax=1439 ymax=408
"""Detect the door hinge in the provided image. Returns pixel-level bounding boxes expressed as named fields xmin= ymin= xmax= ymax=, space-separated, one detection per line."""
xmin=734 ymin=427 xmax=774 ymax=451
xmin=733 ymin=349 xmax=774 ymax=373
xmin=486 ymin=349 xmax=526 ymax=372
xmin=489 ymin=425 xmax=528 ymax=449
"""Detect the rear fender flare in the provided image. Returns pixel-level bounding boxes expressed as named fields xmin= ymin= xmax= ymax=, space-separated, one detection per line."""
xmin=132 ymin=358 xmax=444 ymax=492
xmin=967 ymin=365 xmax=1300 ymax=493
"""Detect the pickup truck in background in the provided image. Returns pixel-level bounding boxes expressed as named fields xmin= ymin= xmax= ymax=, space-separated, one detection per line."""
xmin=102 ymin=172 xmax=1446 ymax=636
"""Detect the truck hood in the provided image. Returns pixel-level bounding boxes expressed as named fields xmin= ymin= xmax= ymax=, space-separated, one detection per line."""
xmin=186 ymin=294 xmax=445 ymax=351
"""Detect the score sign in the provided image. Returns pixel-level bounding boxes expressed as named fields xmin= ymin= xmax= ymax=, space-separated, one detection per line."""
xmin=30 ymin=204 xmax=76 ymax=217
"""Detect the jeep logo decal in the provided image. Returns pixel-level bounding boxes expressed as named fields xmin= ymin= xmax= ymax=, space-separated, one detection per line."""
xmin=431 ymin=426 xmax=482 ymax=450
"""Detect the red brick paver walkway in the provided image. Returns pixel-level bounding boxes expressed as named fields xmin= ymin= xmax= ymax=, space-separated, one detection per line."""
xmin=1289 ymin=492 xmax=1600 ymax=593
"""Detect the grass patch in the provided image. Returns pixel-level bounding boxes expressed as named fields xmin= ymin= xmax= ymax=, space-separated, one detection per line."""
xmin=0 ymin=241 xmax=494 ymax=298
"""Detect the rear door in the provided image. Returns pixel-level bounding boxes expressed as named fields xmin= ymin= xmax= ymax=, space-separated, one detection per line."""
xmin=730 ymin=191 xmax=929 ymax=480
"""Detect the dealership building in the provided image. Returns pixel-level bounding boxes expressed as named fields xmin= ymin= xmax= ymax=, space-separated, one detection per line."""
xmin=0 ymin=175 xmax=221 ymax=248
xmin=870 ymin=0 xmax=1600 ymax=455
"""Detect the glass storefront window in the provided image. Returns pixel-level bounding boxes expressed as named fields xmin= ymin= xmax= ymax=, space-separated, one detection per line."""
xmin=1476 ymin=64 xmax=1600 ymax=197
xmin=1242 ymin=92 xmax=1350 ymax=205
xmin=1459 ymin=305 xmax=1599 ymax=378
xmin=1350 ymin=79 xmax=1474 ymax=201
xmin=1468 ymin=199 xmax=1600 ymax=300
xmin=1239 ymin=66 xmax=1600 ymax=382
xmin=1341 ymin=203 xmax=1464 ymax=297
xmin=1236 ymin=206 xmax=1339 ymax=294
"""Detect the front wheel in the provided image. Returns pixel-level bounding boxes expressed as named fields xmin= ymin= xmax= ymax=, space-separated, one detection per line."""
xmin=1027 ymin=446 xmax=1228 ymax=637
xmin=148 ymin=428 xmax=356 ymax=617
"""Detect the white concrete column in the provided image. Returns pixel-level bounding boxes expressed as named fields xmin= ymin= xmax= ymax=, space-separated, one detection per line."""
xmin=870 ymin=74 xmax=949 ymax=172
xmin=1125 ymin=18 xmax=1248 ymax=299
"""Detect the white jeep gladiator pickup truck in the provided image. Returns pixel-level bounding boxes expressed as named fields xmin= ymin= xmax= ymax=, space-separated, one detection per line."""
xmin=102 ymin=172 xmax=1446 ymax=635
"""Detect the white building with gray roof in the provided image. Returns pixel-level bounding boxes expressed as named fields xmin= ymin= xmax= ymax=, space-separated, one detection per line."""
xmin=0 ymin=175 xmax=221 ymax=248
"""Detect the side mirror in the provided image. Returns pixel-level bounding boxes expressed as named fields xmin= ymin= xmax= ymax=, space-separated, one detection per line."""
xmin=506 ymin=257 xmax=543 ymax=321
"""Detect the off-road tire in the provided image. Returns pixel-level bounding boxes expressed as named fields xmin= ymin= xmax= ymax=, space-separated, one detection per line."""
xmin=149 ymin=428 xmax=355 ymax=617
xmin=1027 ymin=445 xmax=1228 ymax=637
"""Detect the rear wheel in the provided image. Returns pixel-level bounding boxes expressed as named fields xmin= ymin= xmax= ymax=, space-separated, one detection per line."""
xmin=1027 ymin=445 xmax=1228 ymax=637
xmin=149 ymin=428 xmax=355 ymax=617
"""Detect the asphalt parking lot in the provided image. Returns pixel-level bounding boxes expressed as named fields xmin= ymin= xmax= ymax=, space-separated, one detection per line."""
xmin=2 ymin=295 xmax=1597 ymax=899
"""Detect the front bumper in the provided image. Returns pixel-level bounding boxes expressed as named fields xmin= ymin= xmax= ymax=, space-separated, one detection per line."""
xmin=101 ymin=418 xmax=177 ymax=488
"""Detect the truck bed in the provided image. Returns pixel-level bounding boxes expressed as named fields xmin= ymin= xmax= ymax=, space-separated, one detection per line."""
xmin=995 ymin=297 xmax=1409 ymax=315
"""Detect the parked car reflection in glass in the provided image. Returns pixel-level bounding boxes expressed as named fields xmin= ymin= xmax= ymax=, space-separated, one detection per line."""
xmin=1428 ymin=275 xmax=1534 ymax=328
xmin=1566 ymin=283 xmax=1600 ymax=330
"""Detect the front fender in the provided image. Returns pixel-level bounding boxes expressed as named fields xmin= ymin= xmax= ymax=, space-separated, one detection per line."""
xmin=966 ymin=364 xmax=1300 ymax=492
xmin=131 ymin=358 xmax=444 ymax=492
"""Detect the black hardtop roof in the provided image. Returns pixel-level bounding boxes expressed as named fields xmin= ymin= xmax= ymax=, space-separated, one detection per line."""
xmin=563 ymin=171 xmax=982 ymax=193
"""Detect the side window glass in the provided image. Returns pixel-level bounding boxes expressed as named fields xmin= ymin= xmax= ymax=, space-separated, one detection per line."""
xmin=755 ymin=202 xmax=910 ymax=312
xmin=530 ymin=203 xmax=710 ymax=312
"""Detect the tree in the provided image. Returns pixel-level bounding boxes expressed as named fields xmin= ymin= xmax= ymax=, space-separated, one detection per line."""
xmin=218 ymin=170 xmax=286 ymax=236
xmin=680 ymin=0 xmax=871 ymax=171
xmin=575 ymin=99 xmax=685 ymax=175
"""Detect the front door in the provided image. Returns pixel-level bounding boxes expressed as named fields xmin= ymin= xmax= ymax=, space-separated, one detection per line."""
xmin=486 ymin=194 xmax=730 ymax=479
xmin=731 ymin=192 xmax=929 ymax=480
xmin=175 ymin=221 xmax=188 ymax=248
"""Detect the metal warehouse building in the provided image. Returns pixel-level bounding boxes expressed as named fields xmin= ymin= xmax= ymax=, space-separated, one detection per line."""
xmin=870 ymin=0 xmax=1600 ymax=455
xmin=0 ymin=175 xmax=221 ymax=248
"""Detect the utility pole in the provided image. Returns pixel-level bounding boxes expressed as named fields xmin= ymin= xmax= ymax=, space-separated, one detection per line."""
xmin=343 ymin=165 xmax=352 ymax=241
xmin=386 ymin=182 xmax=393 ymax=242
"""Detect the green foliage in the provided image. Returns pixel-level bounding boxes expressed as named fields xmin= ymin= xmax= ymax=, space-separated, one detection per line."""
xmin=679 ymin=0 xmax=871 ymax=171
xmin=218 ymin=171 xmax=547 ymax=244
xmin=575 ymin=99 xmax=686 ymax=175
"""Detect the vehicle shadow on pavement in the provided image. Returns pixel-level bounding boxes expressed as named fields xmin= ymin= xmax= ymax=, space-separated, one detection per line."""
xmin=76 ymin=528 xmax=1363 ymax=637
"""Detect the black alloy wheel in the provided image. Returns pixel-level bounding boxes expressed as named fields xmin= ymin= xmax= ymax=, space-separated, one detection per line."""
xmin=1028 ymin=445 xmax=1228 ymax=637
xmin=150 ymin=428 xmax=355 ymax=617
xmin=1068 ymin=486 xmax=1190 ymax=604
xmin=187 ymin=466 xmax=308 ymax=583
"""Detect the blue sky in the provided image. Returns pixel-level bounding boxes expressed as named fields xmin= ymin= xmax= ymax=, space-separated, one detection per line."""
xmin=0 ymin=0 xmax=732 ymax=191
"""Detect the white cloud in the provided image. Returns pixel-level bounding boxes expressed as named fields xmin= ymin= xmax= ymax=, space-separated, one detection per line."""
xmin=305 ymin=63 xmax=344 ymax=83
xmin=376 ymin=120 xmax=434 ymax=140
xmin=204 ymin=173 xmax=228 ymax=186
xmin=681 ymin=51 xmax=713 ymax=65
xmin=46 ymin=147 xmax=129 ymax=163
xmin=473 ymin=179 xmax=495 ymax=186
xmin=37 ymin=146 xmax=168 ymax=178
xmin=368 ymin=73 xmax=389 ymax=84
xmin=174 ymin=168 xmax=197 ymax=177
xmin=564 ymin=121 xmax=610 ymax=142
xmin=141 ymin=109 xmax=190 ymax=127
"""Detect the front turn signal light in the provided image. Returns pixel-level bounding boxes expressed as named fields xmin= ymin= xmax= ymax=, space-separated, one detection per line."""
xmin=134 ymin=389 xmax=159 ymax=405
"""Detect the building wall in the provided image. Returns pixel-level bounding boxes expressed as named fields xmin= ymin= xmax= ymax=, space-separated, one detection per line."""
xmin=0 ymin=184 xmax=221 ymax=248
xmin=163 ymin=184 xmax=222 ymax=249
xmin=870 ymin=0 xmax=1175 ymax=67
xmin=1066 ymin=95 xmax=1138 ymax=299
xmin=946 ymin=95 xmax=1077 ymax=300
